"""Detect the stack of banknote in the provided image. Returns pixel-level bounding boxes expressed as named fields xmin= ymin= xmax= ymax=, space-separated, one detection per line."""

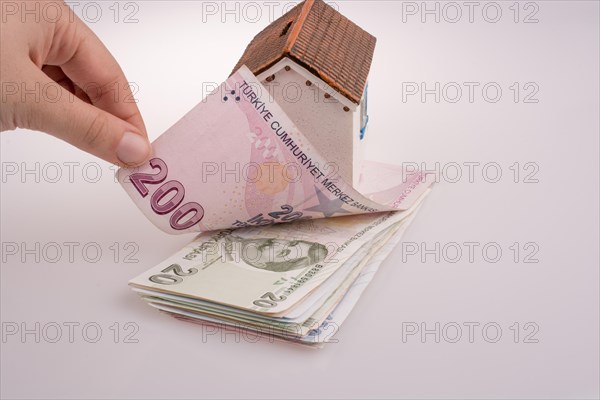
xmin=129 ymin=198 xmax=426 ymax=346
xmin=121 ymin=66 xmax=432 ymax=346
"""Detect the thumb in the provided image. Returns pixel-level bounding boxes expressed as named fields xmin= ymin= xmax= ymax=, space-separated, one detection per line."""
xmin=21 ymin=65 xmax=151 ymax=167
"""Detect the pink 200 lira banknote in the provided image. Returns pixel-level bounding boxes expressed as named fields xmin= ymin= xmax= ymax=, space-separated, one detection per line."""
xmin=118 ymin=66 xmax=432 ymax=234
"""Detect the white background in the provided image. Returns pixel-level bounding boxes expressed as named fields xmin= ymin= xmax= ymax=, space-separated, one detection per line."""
xmin=1 ymin=1 xmax=598 ymax=399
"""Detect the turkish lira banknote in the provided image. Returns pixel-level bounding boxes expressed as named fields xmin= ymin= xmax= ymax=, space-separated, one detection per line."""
xmin=122 ymin=66 xmax=432 ymax=345
xmin=118 ymin=66 xmax=431 ymax=234
xmin=130 ymin=194 xmax=427 ymax=345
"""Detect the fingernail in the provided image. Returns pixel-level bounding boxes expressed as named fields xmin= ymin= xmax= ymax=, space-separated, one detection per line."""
xmin=116 ymin=132 xmax=151 ymax=166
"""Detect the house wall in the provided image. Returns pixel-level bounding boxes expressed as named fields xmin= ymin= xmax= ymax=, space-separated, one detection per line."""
xmin=353 ymin=83 xmax=370 ymax=188
xmin=353 ymin=97 xmax=364 ymax=187
xmin=259 ymin=62 xmax=356 ymax=186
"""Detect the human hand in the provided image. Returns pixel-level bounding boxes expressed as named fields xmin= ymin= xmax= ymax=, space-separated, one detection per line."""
xmin=0 ymin=0 xmax=151 ymax=166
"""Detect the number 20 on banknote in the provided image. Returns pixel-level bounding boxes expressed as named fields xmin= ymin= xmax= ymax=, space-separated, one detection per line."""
xmin=128 ymin=158 xmax=204 ymax=230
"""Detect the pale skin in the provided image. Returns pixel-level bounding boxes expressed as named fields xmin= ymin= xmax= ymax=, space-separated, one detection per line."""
xmin=0 ymin=0 xmax=151 ymax=166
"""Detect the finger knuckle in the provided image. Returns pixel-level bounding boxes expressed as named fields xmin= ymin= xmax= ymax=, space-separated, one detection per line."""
xmin=83 ymin=112 xmax=109 ymax=149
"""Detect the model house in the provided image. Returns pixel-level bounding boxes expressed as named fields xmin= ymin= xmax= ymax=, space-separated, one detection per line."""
xmin=232 ymin=0 xmax=376 ymax=187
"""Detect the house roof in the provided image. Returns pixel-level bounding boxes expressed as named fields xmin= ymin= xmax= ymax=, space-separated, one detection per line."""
xmin=231 ymin=0 xmax=376 ymax=105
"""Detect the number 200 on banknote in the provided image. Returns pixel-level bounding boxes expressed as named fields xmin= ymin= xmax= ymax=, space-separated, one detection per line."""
xmin=129 ymin=158 xmax=204 ymax=230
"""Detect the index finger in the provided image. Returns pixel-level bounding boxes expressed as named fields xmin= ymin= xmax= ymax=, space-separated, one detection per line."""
xmin=45 ymin=3 xmax=147 ymax=137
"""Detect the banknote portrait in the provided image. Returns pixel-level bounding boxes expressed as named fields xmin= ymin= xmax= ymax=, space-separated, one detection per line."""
xmin=222 ymin=236 xmax=328 ymax=273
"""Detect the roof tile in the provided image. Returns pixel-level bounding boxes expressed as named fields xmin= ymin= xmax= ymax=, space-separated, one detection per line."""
xmin=232 ymin=0 xmax=376 ymax=104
